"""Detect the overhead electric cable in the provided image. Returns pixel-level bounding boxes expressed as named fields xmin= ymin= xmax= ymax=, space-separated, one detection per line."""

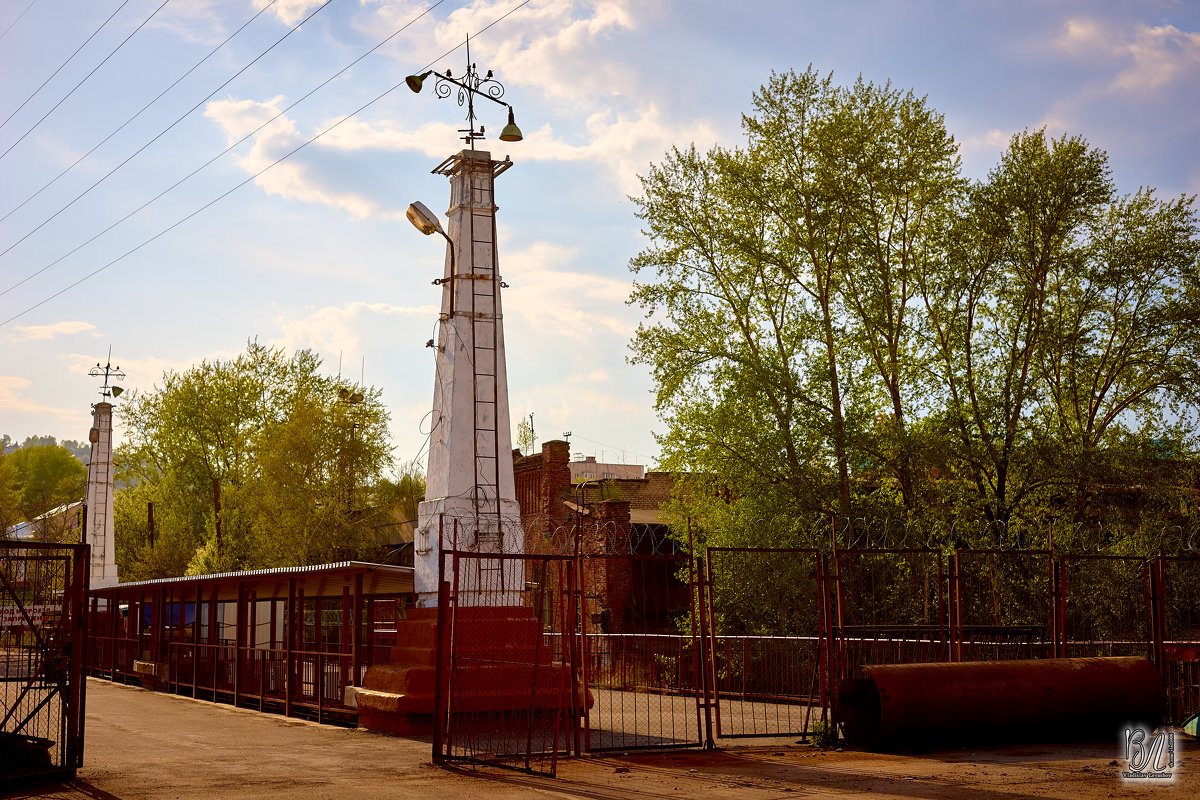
xmin=0 ymin=0 xmax=281 ymax=227
xmin=0 ymin=0 xmax=41 ymax=45
xmin=0 ymin=0 xmax=170 ymax=161
xmin=1 ymin=0 xmax=437 ymax=297
xmin=1 ymin=0 xmax=132 ymax=130
xmin=0 ymin=0 xmax=335 ymax=276
xmin=0 ymin=0 xmax=531 ymax=327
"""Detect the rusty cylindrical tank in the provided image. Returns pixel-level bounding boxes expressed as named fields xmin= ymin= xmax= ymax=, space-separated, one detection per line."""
xmin=836 ymin=657 xmax=1164 ymax=750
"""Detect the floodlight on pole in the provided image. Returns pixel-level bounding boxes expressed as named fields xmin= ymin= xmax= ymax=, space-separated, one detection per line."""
xmin=406 ymin=201 xmax=445 ymax=237
xmin=407 ymin=201 xmax=456 ymax=291
xmin=403 ymin=36 xmax=523 ymax=147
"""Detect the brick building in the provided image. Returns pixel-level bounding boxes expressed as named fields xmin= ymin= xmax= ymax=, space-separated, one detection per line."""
xmin=512 ymin=440 xmax=688 ymax=634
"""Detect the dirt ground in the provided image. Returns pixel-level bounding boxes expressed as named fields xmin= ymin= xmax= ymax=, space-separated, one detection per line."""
xmin=4 ymin=679 xmax=1196 ymax=800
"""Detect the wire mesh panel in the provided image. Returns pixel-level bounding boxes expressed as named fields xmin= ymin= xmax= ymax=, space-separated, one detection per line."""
xmin=441 ymin=551 xmax=575 ymax=776
xmin=834 ymin=549 xmax=948 ymax=676
xmin=0 ymin=542 xmax=88 ymax=782
xmin=577 ymin=554 xmax=703 ymax=751
xmin=1160 ymin=557 xmax=1200 ymax=724
xmin=1060 ymin=555 xmax=1151 ymax=659
xmin=950 ymin=549 xmax=1053 ymax=661
xmin=705 ymin=548 xmax=825 ymax=740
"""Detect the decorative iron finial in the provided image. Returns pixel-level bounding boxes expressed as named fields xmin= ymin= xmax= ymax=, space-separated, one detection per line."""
xmin=88 ymin=346 xmax=125 ymax=401
xmin=405 ymin=36 xmax=523 ymax=147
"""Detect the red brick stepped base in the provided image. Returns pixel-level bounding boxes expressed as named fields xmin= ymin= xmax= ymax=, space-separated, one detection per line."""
xmin=355 ymin=606 xmax=590 ymax=736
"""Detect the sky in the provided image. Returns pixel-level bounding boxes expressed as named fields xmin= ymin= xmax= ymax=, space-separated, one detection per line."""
xmin=1 ymin=0 xmax=1198 ymax=473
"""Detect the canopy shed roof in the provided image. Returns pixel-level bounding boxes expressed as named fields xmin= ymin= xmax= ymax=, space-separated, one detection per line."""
xmin=90 ymin=561 xmax=413 ymax=603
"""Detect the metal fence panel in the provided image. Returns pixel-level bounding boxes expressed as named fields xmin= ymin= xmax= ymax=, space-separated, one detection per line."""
xmin=1060 ymin=555 xmax=1151 ymax=659
xmin=950 ymin=549 xmax=1054 ymax=661
xmin=705 ymin=548 xmax=826 ymax=740
xmin=834 ymin=549 xmax=948 ymax=676
xmin=1 ymin=542 xmax=88 ymax=782
xmin=1160 ymin=557 xmax=1200 ymax=724
xmin=578 ymin=554 xmax=703 ymax=751
xmin=439 ymin=551 xmax=575 ymax=776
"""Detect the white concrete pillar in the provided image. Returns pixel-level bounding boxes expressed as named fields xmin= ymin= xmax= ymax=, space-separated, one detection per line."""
xmin=85 ymin=402 xmax=119 ymax=588
xmin=414 ymin=150 xmax=524 ymax=607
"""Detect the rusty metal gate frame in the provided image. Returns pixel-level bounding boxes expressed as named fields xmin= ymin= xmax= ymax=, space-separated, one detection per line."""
xmin=1154 ymin=556 xmax=1200 ymax=725
xmin=575 ymin=552 xmax=706 ymax=752
xmin=432 ymin=544 xmax=1200 ymax=769
xmin=436 ymin=548 xmax=576 ymax=776
xmin=1 ymin=541 xmax=89 ymax=782
xmin=702 ymin=547 xmax=827 ymax=742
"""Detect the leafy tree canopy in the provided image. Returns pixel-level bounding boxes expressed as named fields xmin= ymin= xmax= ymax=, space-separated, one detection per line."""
xmin=113 ymin=340 xmax=396 ymax=578
xmin=631 ymin=67 xmax=1200 ymax=555
xmin=4 ymin=442 xmax=87 ymax=527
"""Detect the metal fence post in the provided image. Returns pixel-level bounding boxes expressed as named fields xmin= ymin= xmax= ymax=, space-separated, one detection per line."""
xmin=432 ymin=557 xmax=452 ymax=761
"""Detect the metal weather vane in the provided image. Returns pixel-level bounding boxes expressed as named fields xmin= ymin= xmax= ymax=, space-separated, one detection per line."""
xmin=405 ymin=36 xmax=523 ymax=147
xmin=88 ymin=347 xmax=125 ymax=400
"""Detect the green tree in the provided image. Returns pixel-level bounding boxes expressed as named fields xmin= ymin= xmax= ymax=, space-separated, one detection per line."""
xmin=114 ymin=341 xmax=392 ymax=578
xmin=630 ymin=67 xmax=961 ymax=542
xmin=0 ymin=450 xmax=20 ymax=535
xmin=1039 ymin=188 xmax=1200 ymax=519
xmin=7 ymin=442 xmax=87 ymax=531
xmin=632 ymin=72 xmax=1200 ymax=555
xmin=365 ymin=461 xmax=426 ymax=565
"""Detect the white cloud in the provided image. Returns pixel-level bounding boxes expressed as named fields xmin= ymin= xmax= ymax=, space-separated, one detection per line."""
xmin=0 ymin=376 xmax=81 ymax=420
xmin=152 ymin=0 xmax=236 ymax=44
xmin=63 ymin=351 xmax=241 ymax=390
xmin=270 ymin=300 xmax=438 ymax=355
xmin=203 ymin=1 xmax=716 ymax=210
xmin=1054 ymin=18 xmax=1200 ymax=93
xmin=432 ymin=0 xmax=637 ymax=103
xmin=204 ymin=96 xmax=402 ymax=219
xmin=315 ymin=116 xmax=462 ymax=156
xmin=256 ymin=0 xmax=328 ymax=27
xmin=7 ymin=321 xmax=97 ymax=342
xmin=569 ymin=369 xmax=610 ymax=384
xmin=502 ymin=241 xmax=634 ymax=343
xmin=206 ymin=94 xmax=717 ymax=211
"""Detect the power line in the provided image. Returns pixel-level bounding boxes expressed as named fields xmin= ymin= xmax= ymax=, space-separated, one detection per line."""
xmin=0 ymin=0 xmax=281 ymax=227
xmin=0 ymin=0 xmax=336 ymax=288
xmin=1 ymin=0 xmax=532 ymax=327
xmin=0 ymin=0 xmax=170 ymax=161
xmin=0 ymin=0 xmax=531 ymax=326
xmin=1 ymin=0 xmax=131 ymax=130
xmin=0 ymin=0 xmax=42 ymax=45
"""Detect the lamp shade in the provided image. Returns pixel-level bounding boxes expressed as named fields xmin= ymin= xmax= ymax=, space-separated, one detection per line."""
xmin=405 ymin=71 xmax=432 ymax=93
xmin=406 ymin=201 xmax=445 ymax=236
xmin=499 ymin=107 xmax=523 ymax=142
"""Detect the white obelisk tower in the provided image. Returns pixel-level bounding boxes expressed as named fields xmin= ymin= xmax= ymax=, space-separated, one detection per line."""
xmin=85 ymin=401 xmax=119 ymax=588
xmin=412 ymin=149 xmax=523 ymax=607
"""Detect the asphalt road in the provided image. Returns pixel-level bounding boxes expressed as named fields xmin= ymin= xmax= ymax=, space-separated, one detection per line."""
xmin=3 ymin=679 xmax=1196 ymax=800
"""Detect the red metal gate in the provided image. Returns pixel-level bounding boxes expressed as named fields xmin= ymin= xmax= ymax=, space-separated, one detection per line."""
xmin=433 ymin=545 xmax=1200 ymax=768
xmin=576 ymin=553 xmax=704 ymax=751
xmin=1156 ymin=556 xmax=1200 ymax=725
xmin=1 ymin=542 xmax=89 ymax=782
xmin=703 ymin=548 xmax=827 ymax=741
xmin=436 ymin=550 xmax=576 ymax=776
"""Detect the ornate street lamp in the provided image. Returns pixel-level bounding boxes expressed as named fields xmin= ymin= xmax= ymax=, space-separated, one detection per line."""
xmin=405 ymin=38 xmax=523 ymax=146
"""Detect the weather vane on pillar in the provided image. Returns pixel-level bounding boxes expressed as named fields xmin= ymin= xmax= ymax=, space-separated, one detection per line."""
xmin=88 ymin=347 xmax=125 ymax=401
xmin=405 ymin=36 xmax=523 ymax=147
